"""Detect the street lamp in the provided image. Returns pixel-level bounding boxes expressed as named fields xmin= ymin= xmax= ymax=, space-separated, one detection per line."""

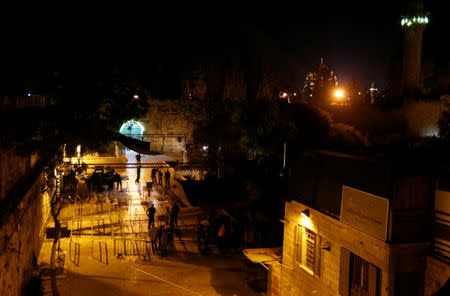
xmin=76 ymin=144 xmax=81 ymax=165
xmin=332 ymin=87 xmax=347 ymax=105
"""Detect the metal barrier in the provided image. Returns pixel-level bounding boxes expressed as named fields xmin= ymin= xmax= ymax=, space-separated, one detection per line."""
xmin=113 ymin=238 xmax=151 ymax=261
xmin=119 ymin=218 xmax=148 ymax=238
xmin=91 ymin=240 xmax=108 ymax=264
xmin=72 ymin=219 xmax=83 ymax=237
xmin=91 ymin=219 xmax=106 ymax=236
xmin=69 ymin=241 xmax=81 ymax=266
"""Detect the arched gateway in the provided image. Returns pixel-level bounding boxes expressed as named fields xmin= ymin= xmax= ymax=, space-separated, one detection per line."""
xmin=119 ymin=120 xmax=145 ymax=140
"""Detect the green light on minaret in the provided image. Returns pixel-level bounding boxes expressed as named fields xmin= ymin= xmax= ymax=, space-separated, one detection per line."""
xmin=401 ymin=15 xmax=429 ymax=27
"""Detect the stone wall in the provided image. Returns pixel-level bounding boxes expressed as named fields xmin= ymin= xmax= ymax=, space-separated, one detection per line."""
xmin=141 ymin=99 xmax=207 ymax=156
xmin=278 ymin=201 xmax=429 ymax=296
xmin=0 ymin=149 xmax=32 ymax=201
xmin=0 ymin=149 xmax=50 ymax=296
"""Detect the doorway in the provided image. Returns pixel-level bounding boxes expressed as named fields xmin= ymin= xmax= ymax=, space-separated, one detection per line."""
xmin=119 ymin=120 xmax=145 ymax=140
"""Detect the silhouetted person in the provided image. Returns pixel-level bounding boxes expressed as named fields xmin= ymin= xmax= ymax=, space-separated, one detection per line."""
xmin=165 ymin=206 xmax=171 ymax=226
xmin=171 ymin=203 xmax=180 ymax=228
xmin=135 ymin=163 xmax=141 ymax=183
xmin=164 ymin=169 xmax=171 ymax=188
xmin=158 ymin=169 xmax=163 ymax=185
xmin=150 ymin=224 xmax=158 ymax=254
xmin=151 ymin=168 xmax=157 ymax=185
xmin=113 ymin=170 xmax=122 ymax=191
xmin=159 ymin=225 xmax=169 ymax=257
xmin=147 ymin=204 xmax=156 ymax=227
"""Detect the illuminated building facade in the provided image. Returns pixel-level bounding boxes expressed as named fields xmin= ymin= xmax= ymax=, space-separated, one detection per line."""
xmin=401 ymin=1 xmax=429 ymax=94
xmin=268 ymin=150 xmax=450 ymax=296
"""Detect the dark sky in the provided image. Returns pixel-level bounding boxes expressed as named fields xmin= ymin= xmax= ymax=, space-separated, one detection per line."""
xmin=0 ymin=1 xmax=447 ymax=95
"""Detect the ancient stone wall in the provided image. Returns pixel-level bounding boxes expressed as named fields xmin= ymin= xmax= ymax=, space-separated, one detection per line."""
xmin=0 ymin=149 xmax=49 ymax=296
xmin=0 ymin=149 xmax=31 ymax=201
xmin=141 ymin=99 xmax=207 ymax=156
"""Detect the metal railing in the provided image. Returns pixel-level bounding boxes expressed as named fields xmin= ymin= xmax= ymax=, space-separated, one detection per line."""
xmin=91 ymin=240 xmax=108 ymax=264
xmin=69 ymin=241 xmax=80 ymax=266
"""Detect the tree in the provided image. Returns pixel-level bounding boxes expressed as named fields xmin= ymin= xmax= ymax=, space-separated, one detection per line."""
xmin=181 ymin=79 xmax=192 ymax=100
xmin=256 ymin=73 xmax=273 ymax=101
xmin=49 ymin=167 xmax=63 ymax=296
xmin=191 ymin=65 xmax=207 ymax=100
xmin=48 ymin=68 xmax=150 ymax=151
xmin=223 ymin=66 xmax=246 ymax=101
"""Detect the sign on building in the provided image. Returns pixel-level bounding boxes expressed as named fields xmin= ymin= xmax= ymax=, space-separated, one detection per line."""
xmin=340 ymin=186 xmax=389 ymax=241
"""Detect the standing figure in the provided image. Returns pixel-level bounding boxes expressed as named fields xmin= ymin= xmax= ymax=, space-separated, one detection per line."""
xmin=217 ymin=224 xmax=226 ymax=254
xmin=159 ymin=225 xmax=169 ymax=257
xmin=158 ymin=169 xmax=163 ymax=186
xmin=114 ymin=171 xmax=122 ymax=191
xmin=151 ymin=168 xmax=157 ymax=186
xmin=170 ymin=203 xmax=180 ymax=229
xmin=164 ymin=168 xmax=171 ymax=189
xmin=150 ymin=224 xmax=158 ymax=254
xmin=135 ymin=154 xmax=142 ymax=183
xmin=136 ymin=163 xmax=141 ymax=183
xmin=147 ymin=204 xmax=156 ymax=227
xmin=165 ymin=206 xmax=171 ymax=227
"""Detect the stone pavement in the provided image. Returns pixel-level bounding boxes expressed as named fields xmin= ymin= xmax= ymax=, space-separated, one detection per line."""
xmin=38 ymin=151 xmax=261 ymax=295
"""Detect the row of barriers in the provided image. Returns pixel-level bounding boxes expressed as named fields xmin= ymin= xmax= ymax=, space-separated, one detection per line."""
xmin=113 ymin=238 xmax=151 ymax=261
xmin=66 ymin=238 xmax=154 ymax=267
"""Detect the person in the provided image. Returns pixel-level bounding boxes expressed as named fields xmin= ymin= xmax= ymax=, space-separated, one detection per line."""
xmin=197 ymin=223 xmax=209 ymax=255
xmin=150 ymin=224 xmax=158 ymax=254
xmin=165 ymin=206 xmax=171 ymax=226
xmin=158 ymin=169 xmax=163 ymax=186
xmin=147 ymin=204 xmax=156 ymax=227
xmin=135 ymin=153 xmax=141 ymax=163
xmin=217 ymin=224 xmax=226 ymax=254
xmin=170 ymin=203 xmax=180 ymax=229
xmin=164 ymin=168 xmax=171 ymax=188
xmin=135 ymin=163 xmax=142 ymax=183
xmin=135 ymin=154 xmax=142 ymax=183
xmin=114 ymin=171 xmax=122 ymax=191
xmin=146 ymin=181 xmax=152 ymax=198
xmin=151 ymin=168 xmax=157 ymax=185
xmin=159 ymin=225 xmax=169 ymax=257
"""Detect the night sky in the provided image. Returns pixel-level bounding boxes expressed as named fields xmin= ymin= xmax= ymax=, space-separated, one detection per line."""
xmin=0 ymin=1 xmax=447 ymax=96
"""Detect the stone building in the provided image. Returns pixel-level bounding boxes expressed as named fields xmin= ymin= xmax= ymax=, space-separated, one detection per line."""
xmin=269 ymin=150 xmax=449 ymax=296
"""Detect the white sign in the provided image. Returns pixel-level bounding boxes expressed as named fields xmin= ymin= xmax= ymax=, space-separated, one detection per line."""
xmin=340 ymin=186 xmax=389 ymax=241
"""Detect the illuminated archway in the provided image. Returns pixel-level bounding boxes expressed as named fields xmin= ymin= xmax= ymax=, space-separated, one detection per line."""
xmin=119 ymin=120 xmax=145 ymax=140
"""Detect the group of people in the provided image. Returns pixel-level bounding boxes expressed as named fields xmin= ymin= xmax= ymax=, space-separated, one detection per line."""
xmin=151 ymin=167 xmax=171 ymax=189
xmin=146 ymin=203 xmax=180 ymax=256
xmin=135 ymin=154 xmax=172 ymax=190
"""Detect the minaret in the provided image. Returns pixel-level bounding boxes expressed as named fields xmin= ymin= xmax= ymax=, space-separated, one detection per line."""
xmin=401 ymin=0 xmax=429 ymax=94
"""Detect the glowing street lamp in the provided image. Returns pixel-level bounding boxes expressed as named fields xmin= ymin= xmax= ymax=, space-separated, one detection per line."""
xmin=76 ymin=144 xmax=82 ymax=164
xmin=334 ymin=88 xmax=345 ymax=99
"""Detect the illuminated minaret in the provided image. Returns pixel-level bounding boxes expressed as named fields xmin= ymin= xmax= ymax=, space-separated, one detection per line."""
xmin=401 ymin=0 xmax=429 ymax=94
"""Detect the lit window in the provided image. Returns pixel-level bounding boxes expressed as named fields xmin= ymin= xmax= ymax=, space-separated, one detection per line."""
xmin=295 ymin=225 xmax=321 ymax=276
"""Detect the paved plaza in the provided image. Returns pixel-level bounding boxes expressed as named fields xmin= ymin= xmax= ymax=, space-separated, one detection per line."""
xmin=38 ymin=151 xmax=261 ymax=296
